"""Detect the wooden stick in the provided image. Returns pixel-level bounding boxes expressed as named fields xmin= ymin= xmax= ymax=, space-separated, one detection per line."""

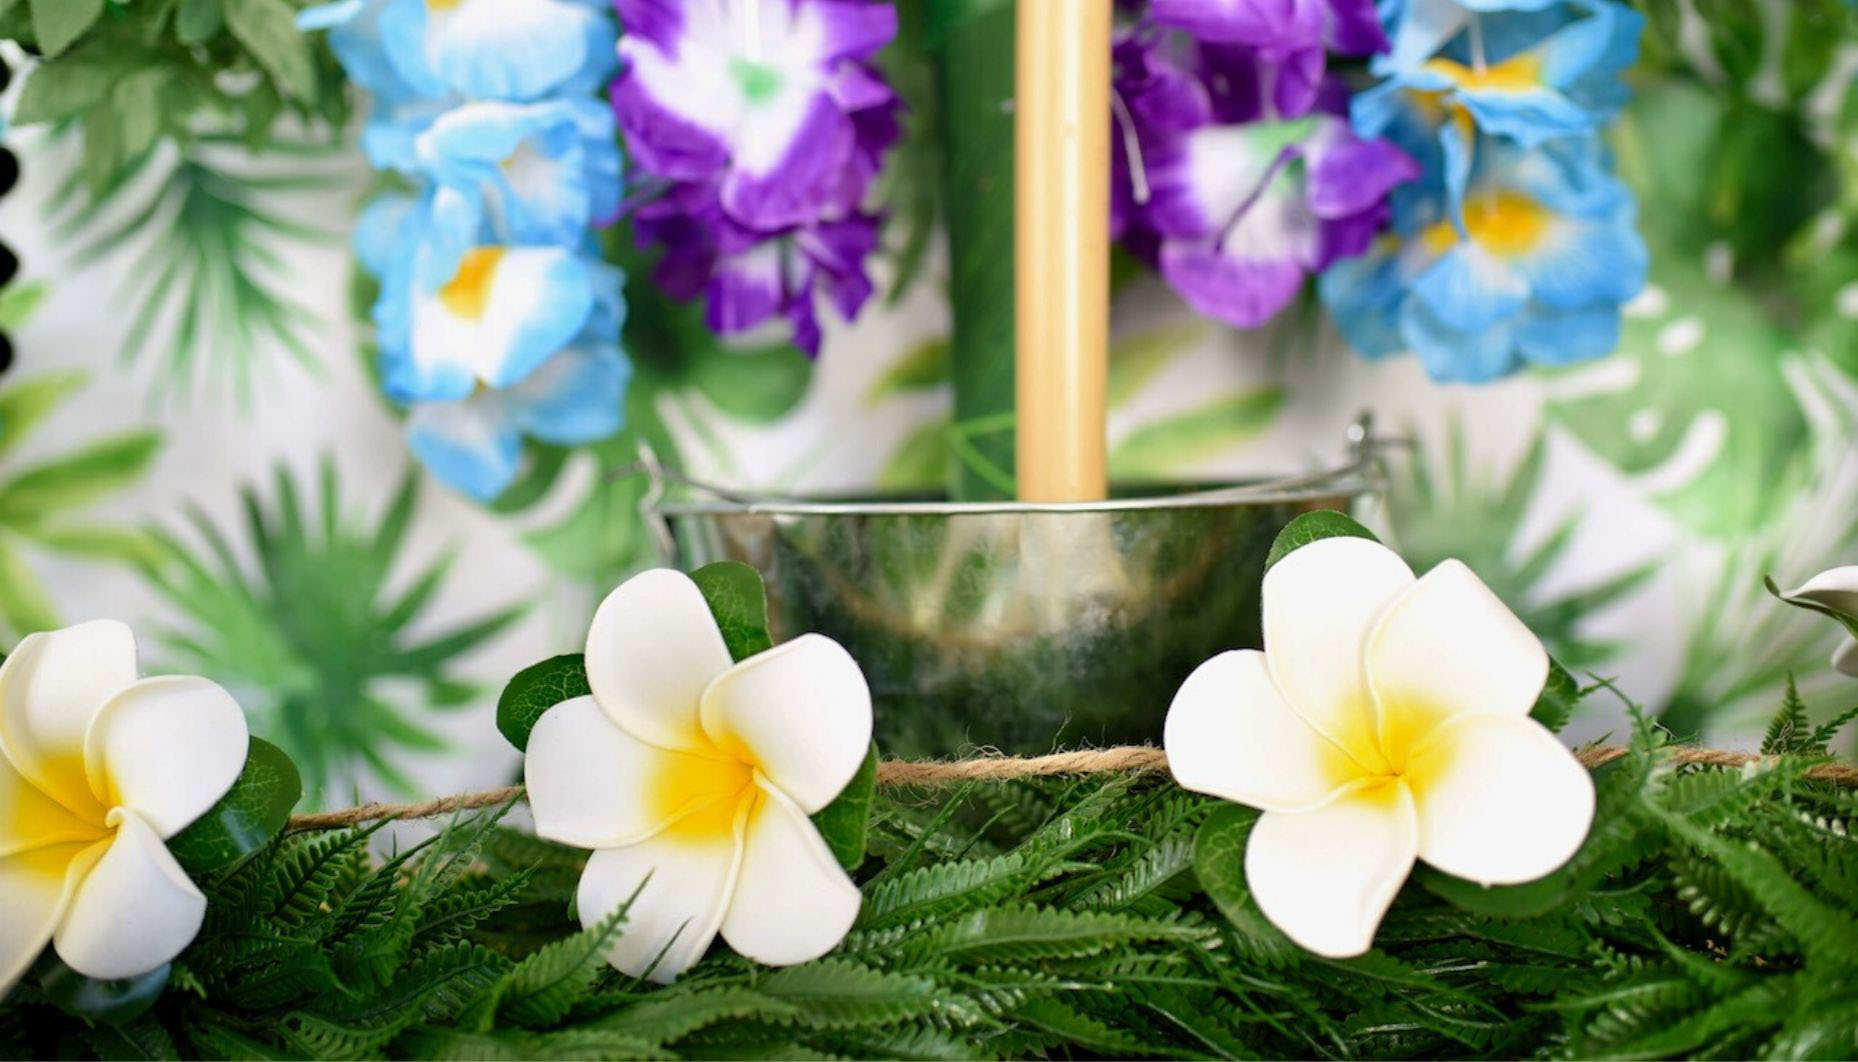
xmin=1014 ymin=0 xmax=1112 ymax=501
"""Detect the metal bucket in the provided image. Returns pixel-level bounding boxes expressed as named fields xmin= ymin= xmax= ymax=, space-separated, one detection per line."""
xmin=649 ymin=422 xmax=1377 ymax=756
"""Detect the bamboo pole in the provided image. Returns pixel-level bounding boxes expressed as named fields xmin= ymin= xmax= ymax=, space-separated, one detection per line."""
xmin=1014 ymin=0 xmax=1111 ymax=502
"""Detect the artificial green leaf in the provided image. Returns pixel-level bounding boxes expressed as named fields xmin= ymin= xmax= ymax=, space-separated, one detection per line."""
xmin=1414 ymin=863 xmax=1571 ymax=920
xmin=691 ymin=561 xmax=774 ymax=661
xmin=176 ymin=0 xmax=224 ymax=42
xmin=1192 ymin=804 xmax=1300 ymax=962
xmin=0 ymin=283 xmax=47 ymax=332
xmin=0 ymin=431 xmax=161 ymax=525
xmin=812 ymin=743 xmax=879 ymax=870
xmin=224 ymin=0 xmax=317 ymax=103
xmin=0 ymin=371 xmax=85 ymax=459
xmin=0 ymin=536 xmax=61 ymax=635
xmin=39 ymin=960 xmax=169 ymax=1025
xmin=11 ymin=50 xmax=114 ymax=124
xmin=521 ymin=442 xmax=651 ymax=579
xmin=876 ymin=420 xmax=948 ymax=491
xmin=22 ymin=525 xmax=163 ymax=566
xmin=688 ymin=344 xmax=813 ymax=423
xmin=1108 ymin=388 xmax=1284 ymax=480
xmin=864 ymin=337 xmax=950 ymax=404
xmin=1265 ymin=510 xmax=1379 ymax=571
xmin=167 ymin=737 xmax=302 ymax=875
xmin=1529 ymin=658 xmax=1581 ymax=733
xmin=1106 ymin=321 xmax=1203 ymax=408
xmin=29 ymin=0 xmax=104 ymax=57
xmin=496 ymin=654 xmax=591 ymax=753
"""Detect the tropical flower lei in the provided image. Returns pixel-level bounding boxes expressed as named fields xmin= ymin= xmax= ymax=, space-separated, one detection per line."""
xmin=300 ymin=0 xmax=632 ymax=501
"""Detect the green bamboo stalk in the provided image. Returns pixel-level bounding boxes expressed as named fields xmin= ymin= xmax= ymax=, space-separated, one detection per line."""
xmin=929 ymin=0 xmax=1016 ymax=500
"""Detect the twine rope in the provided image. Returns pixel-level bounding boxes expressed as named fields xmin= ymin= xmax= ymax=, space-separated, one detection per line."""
xmin=284 ymin=743 xmax=1858 ymax=831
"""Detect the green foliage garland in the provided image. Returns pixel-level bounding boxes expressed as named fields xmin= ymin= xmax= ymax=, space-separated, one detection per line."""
xmin=5 ymin=685 xmax=1857 ymax=1060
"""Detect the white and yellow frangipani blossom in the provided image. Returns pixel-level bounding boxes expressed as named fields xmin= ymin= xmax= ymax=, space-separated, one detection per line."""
xmin=524 ymin=570 xmax=872 ymax=982
xmin=0 ymin=621 xmax=248 ymax=992
xmin=1778 ymin=566 xmax=1858 ymax=678
xmin=1164 ymin=536 xmax=1595 ymax=958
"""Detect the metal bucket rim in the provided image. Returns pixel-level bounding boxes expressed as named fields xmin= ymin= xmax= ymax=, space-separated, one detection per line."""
xmin=645 ymin=411 xmax=1383 ymax=518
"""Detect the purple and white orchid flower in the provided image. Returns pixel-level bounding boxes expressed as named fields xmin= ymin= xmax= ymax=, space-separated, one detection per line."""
xmin=613 ymin=0 xmax=899 ymax=232
xmin=1113 ymin=21 xmax=1416 ymax=329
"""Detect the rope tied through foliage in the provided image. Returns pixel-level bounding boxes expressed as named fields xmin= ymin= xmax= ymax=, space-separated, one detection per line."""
xmin=284 ymin=742 xmax=1858 ymax=831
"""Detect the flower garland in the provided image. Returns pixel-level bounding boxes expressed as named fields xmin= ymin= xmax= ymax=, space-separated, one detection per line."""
xmin=300 ymin=0 xmax=632 ymax=501
xmin=611 ymin=0 xmax=902 ymax=357
xmin=1317 ymin=0 xmax=1648 ymax=381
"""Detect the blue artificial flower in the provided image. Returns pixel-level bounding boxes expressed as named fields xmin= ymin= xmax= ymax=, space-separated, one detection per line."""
xmin=403 ymin=342 xmax=632 ymax=501
xmin=1319 ymin=133 xmax=1645 ymax=381
xmin=300 ymin=0 xmax=617 ymax=105
xmin=359 ymin=192 xmax=623 ymax=402
xmin=1356 ymin=0 xmax=1642 ymax=149
xmin=417 ymin=98 xmax=623 ymax=247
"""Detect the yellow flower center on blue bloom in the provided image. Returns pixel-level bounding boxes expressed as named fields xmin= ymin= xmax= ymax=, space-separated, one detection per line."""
xmin=1422 ymin=53 xmax=1545 ymax=93
xmin=1419 ymin=192 xmax=1552 ymax=258
xmin=439 ymin=247 xmax=503 ymax=320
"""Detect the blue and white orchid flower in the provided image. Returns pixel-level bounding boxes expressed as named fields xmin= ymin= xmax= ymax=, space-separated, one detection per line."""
xmin=402 ymin=342 xmax=632 ymax=501
xmin=1319 ymin=133 xmax=1645 ymax=381
xmin=301 ymin=0 xmax=617 ymax=105
xmin=418 ymin=98 xmax=624 ymax=247
xmin=1355 ymin=0 xmax=1642 ymax=149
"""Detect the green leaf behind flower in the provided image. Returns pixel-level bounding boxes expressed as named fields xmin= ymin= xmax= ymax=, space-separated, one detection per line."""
xmin=167 ymin=737 xmax=301 ymax=876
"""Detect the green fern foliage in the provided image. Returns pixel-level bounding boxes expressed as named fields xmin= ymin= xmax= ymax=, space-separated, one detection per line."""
xmin=4 ymin=693 xmax=1858 ymax=1058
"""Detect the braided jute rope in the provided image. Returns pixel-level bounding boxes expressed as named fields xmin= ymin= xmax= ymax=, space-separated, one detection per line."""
xmin=284 ymin=743 xmax=1858 ymax=831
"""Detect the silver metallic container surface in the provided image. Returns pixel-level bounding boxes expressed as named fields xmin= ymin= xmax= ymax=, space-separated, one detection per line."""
xmin=653 ymin=453 xmax=1372 ymax=757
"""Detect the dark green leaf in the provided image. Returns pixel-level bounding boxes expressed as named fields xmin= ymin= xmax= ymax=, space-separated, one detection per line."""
xmin=0 ymin=432 xmax=162 ymax=524
xmin=864 ymin=337 xmax=949 ymax=405
xmin=224 ymin=0 xmax=317 ymax=102
xmin=812 ymin=743 xmax=879 ymax=870
xmin=167 ymin=737 xmax=302 ymax=875
xmin=691 ymin=561 xmax=774 ymax=661
xmin=1192 ymin=804 xmax=1300 ymax=963
xmin=688 ymin=344 xmax=812 ymax=423
xmin=176 ymin=0 xmax=224 ymax=42
xmin=496 ymin=654 xmax=592 ymax=753
xmin=12 ymin=52 xmax=113 ymax=124
xmin=39 ymin=960 xmax=169 ymax=1024
xmin=1265 ymin=510 xmax=1379 ymax=571
xmin=29 ymin=0 xmax=104 ymax=57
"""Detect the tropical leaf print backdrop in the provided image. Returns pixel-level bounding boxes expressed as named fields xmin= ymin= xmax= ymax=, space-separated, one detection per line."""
xmin=1 ymin=3 xmax=1855 ymax=806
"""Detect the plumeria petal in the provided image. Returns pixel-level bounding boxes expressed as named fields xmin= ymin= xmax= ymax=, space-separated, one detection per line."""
xmin=0 ymin=620 xmax=137 ymax=817
xmin=576 ymin=822 xmax=742 ymax=983
xmin=698 ymin=635 xmax=872 ymax=815
xmin=1408 ymin=713 xmax=1594 ymax=885
xmin=1245 ymin=786 xmax=1418 ymax=958
xmin=1366 ymin=560 xmax=1548 ymax=750
xmin=0 ymin=841 xmax=104 ymax=995
xmin=54 ymin=810 xmax=205 ymax=980
xmin=1262 ymin=537 xmax=1415 ymax=770
xmin=1165 ymin=650 xmax=1360 ymax=813
xmin=526 ymin=696 xmax=726 ymax=849
xmin=1834 ymin=637 xmax=1858 ymax=678
xmin=1783 ymin=566 xmax=1858 ymax=618
xmin=83 ymin=676 xmax=248 ymax=840
xmin=718 ymin=781 xmax=861 ymax=966
xmin=0 ymin=753 xmax=103 ymax=858
xmin=584 ymin=570 xmax=735 ymax=752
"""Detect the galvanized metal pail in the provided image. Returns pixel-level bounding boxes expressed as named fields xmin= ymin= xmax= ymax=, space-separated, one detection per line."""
xmin=649 ymin=423 xmax=1377 ymax=756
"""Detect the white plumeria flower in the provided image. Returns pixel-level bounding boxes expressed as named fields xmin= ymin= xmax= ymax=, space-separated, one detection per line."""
xmin=1164 ymin=536 xmax=1595 ymax=958
xmin=1779 ymin=566 xmax=1858 ymax=678
xmin=524 ymin=569 xmax=871 ymax=982
xmin=0 ymin=621 xmax=248 ymax=992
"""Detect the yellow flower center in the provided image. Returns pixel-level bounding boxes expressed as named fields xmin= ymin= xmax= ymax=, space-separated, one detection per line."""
xmin=1321 ymin=697 xmax=1460 ymax=801
xmin=1418 ymin=192 xmax=1553 ymax=258
xmin=438 ymin=247 xmax=504 ymax=320
xmin=648 ymin=743 xmax=760 ymax=843
xmin=1421 ymin=53 xmax=1545 ymax=93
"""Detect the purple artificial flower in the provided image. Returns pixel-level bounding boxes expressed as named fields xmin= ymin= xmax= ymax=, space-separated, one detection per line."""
xmin=613 ymin=0 xmax=899 ymax=231
xmin=1113 ymin=16 xmax=1415 ymax=328
xmin=633 ymin=187 xmax=881 ymax=357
